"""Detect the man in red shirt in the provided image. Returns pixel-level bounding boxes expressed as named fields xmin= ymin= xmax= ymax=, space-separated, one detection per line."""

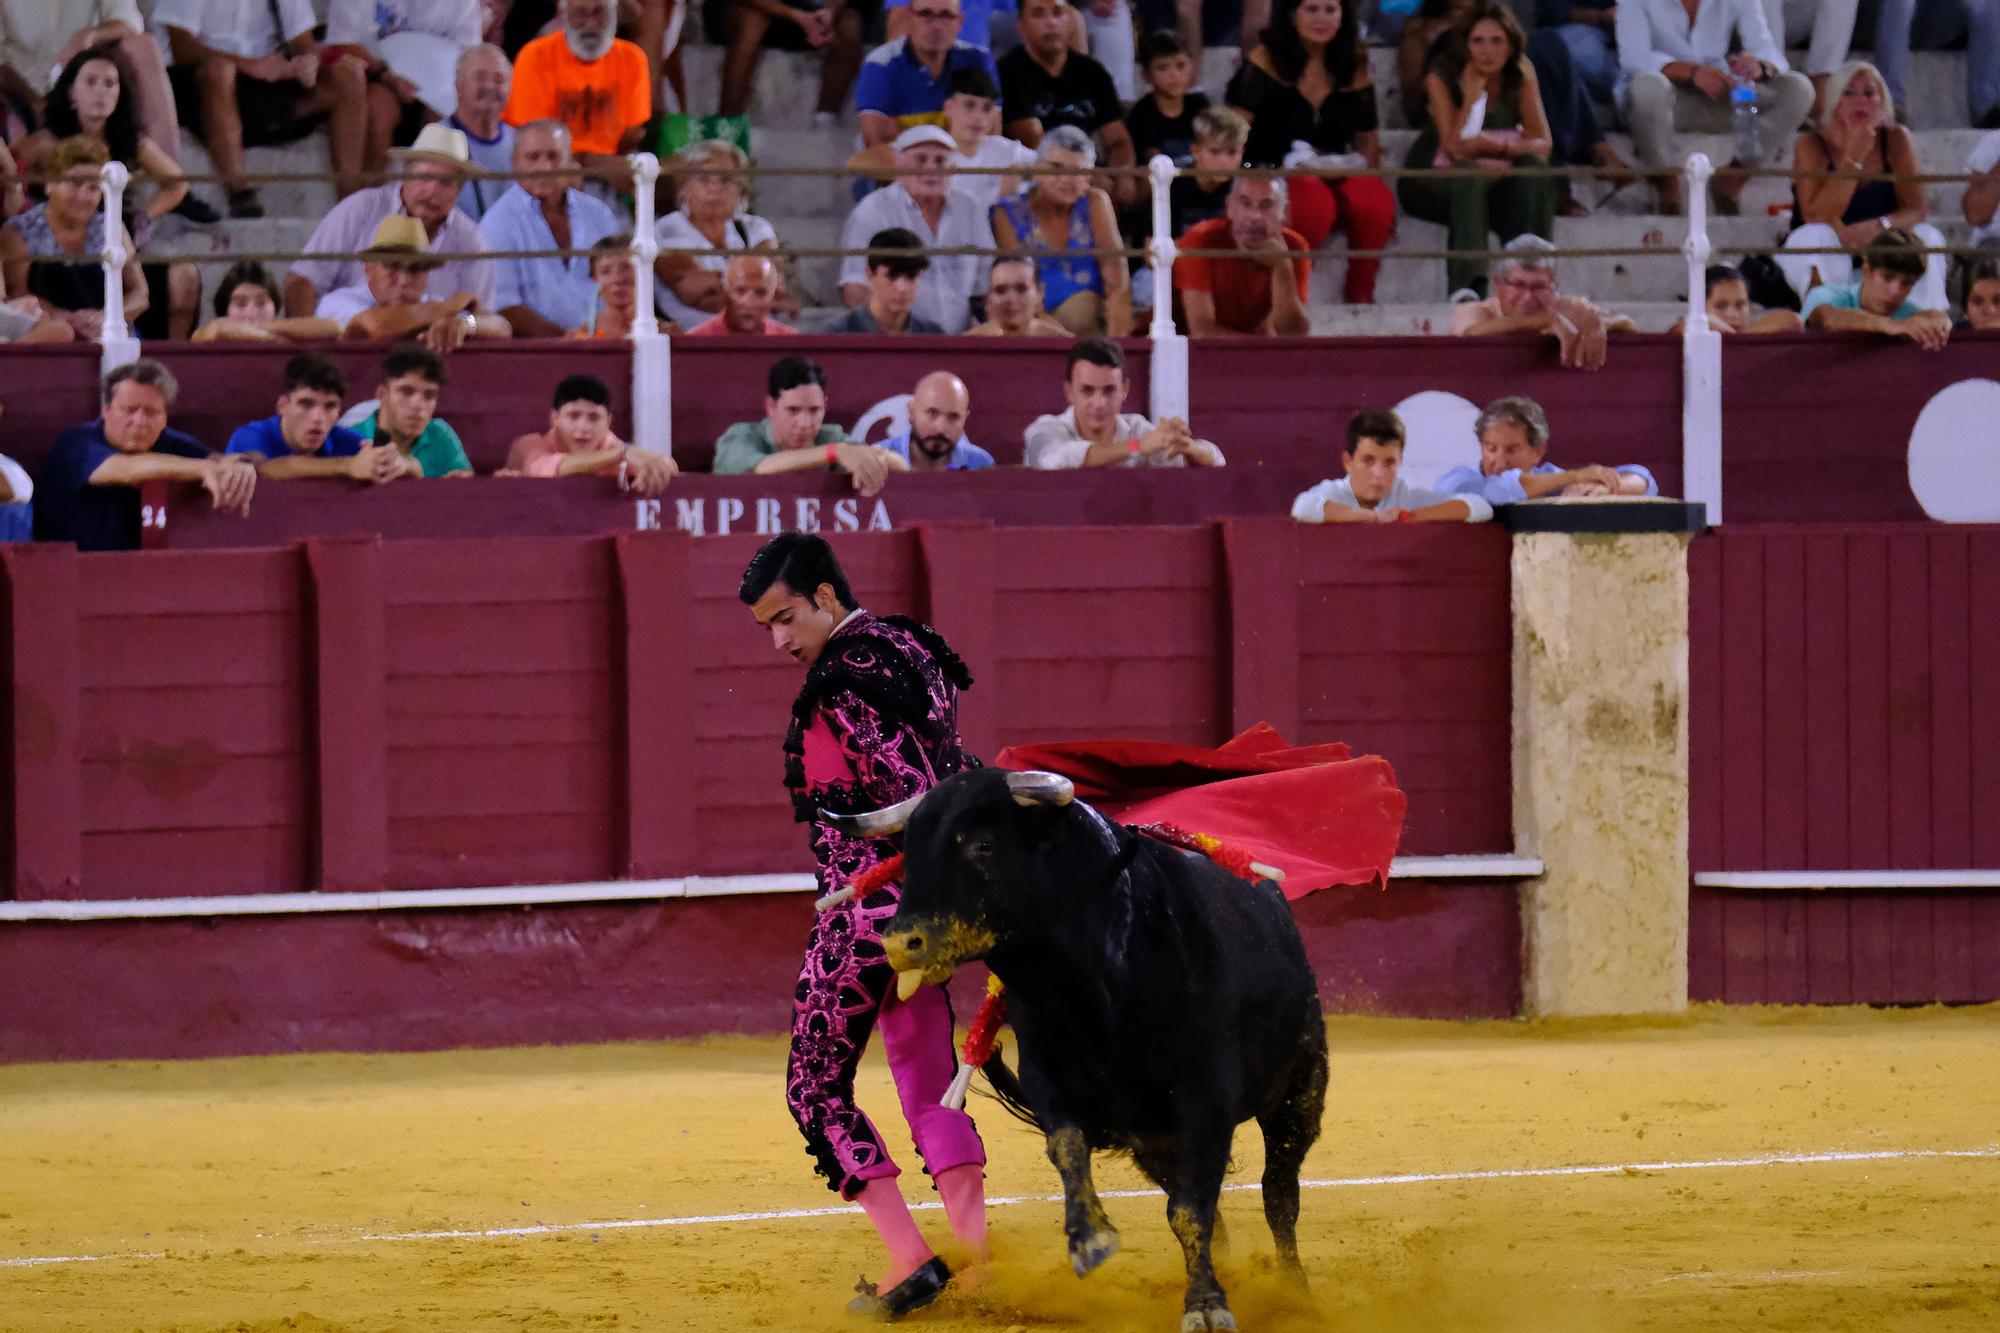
xmin=1172 ymin=176 xmax=1312 ymax=337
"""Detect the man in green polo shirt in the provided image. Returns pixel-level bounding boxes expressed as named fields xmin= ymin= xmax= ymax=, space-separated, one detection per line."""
xmin=711 ymin=355 xmax=906 ymax=497
xmin=351 ymin=345 xmax=476 ymax=477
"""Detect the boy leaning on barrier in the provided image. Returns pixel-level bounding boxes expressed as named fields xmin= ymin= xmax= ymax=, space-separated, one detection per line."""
xmin=1292 ymin=409 xmax=1493 ymax=525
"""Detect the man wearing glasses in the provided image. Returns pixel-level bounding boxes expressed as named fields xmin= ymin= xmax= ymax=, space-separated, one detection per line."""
xmin=1448 ymin=235 xmax=1634 ymax=372
xmin=856 ymin=0 xmax=1003 ymax=148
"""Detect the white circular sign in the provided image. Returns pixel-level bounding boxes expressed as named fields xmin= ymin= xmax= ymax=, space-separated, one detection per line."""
xmin=1908 ymin=378 xmax=2000 ymax=522
xmin=1390 ymin=390 xmax=1482 ymax=492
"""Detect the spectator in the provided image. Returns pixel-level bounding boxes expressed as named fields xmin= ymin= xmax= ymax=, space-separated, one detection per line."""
xmin=1078 ymin=0 xmax=1140 ymax=104
xmin=1968 ymin=122 xmax=2000 ymax=248
xmin=1400 ymin=3 xmax=1555 ymax=301
xmin=829 ymin=226 xmax=946 ymax=333
xmin=1126 ymin=30 xmax=1210 ymax=168
xmin=322 ymin=215 xmax=513 ymax=350
xmin=1153 ymin=0 xmax=1269 ymax=72
xmin=324 ymin=0 xmax=480 ymax=183
xmin=155 ymin=0 xmax=368 ymax=214
xmin=501 ymin=372 xmax=677 ymax=494
xmin=34 ymin=358 xmax=255 ymax=551
xmin=1616 ymin=0 xmax=1813 ymax=215
xmin=1167 ymin=106 xmax=1248 ymax=240
xmin=1024 ymin=336 xmax=1225 ymax=468
xmin=285 ymin=124 xmax=494 ymax=319
xmin=0 ymin=138 xmax=20 ymax=219
xmin=849 ymin=65 xmax=1034 ymax=214
xmin=654 ymin=138 xmax=783 ymax=331
xmin=14 ymin=44 xmax=202 ymax=338
xmin=855 ymin=0 xmax=1002 ymax=148
xmin=1670 ymin=263 xmax=1804 ymax=333
xmin=0 ymin=0 xmax=192 ymax=205
xmin=991 ymin=126 xmax=1132 ymax=336
xmin=1802 ymin=225 xmax=1953 ymax=349
xmin=884 ymin=0 xmax=1011 ymax=51
xmin=1291 ymin=408 xmax=1494 ymax=524
xmin=1229 ymin=0 xmax=1396 ymax=300
xmin=193 ymin=260 xmax=341 ymax=341
xmin=712 ymin=355 xmax=909 ymax=496
xmin=1439 ymin=394 xmax=1656 ymax=505
xmin=1174 ymin=176 xmax=1312 ymax=336
xmin=838 ymin=125 xmax=993 ymax=333
xmin=446 ymin=44 xmax=516 ymax=221
xmin=573 ymin=234 xmax=672 ymax=337
xmin=347 ymin=345 xmax=477 ymax=477
xmin=1757 ymin=0 xmax=1859 ymax=105
xmin=967 ymin=253 xmax=1070 ymax=334
xmin=0 ymin=411 xmax=28 ymax=540
xmin=1872 ymin=0 xmax=1999 ymax=130
xmin=1449 ymin=235 xmax=1631 ymax=371
xmin=0 ymin=294 xmax=75 ymax=342
xmin=0 ymin=137 xmax=147 ymax=343
xmin=878 ymin=371 xmax=997 ymax=470
xmin=1779 ymin=62 xmax=1948 ymax=312
xmin=999 ymin=0 xmax=1140 ymax=208
xmin=504 ymin=0 xmax=650 ymax=187
xmin=711 ymin=0 xmax=867 ymax=122
xmin=685 ymin=254 xmax=799 ymax=334
xmin=1957 ymin=253 xmax=2000 ymax=331
xmin=1410 ymin=1 xmax=1633 ymax=220
xmin=477 ymin=119 xmax=623 ymax=337
xmin=1536 ymin=0 xmax=1620 ymax=102
xmin=225 ymin=351 xmax=421 ymax=484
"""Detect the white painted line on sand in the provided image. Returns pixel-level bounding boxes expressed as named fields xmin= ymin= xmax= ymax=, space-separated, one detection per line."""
xmin=1654 ymin=1269 xmax=1847 ymax=1285
xmin=5 ymin=1144 xmax=1992 ymax=1269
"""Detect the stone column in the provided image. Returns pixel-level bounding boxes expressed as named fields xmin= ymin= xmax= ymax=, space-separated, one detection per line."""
xmin=1510 ymin=502 xmax=1702 ymax=1017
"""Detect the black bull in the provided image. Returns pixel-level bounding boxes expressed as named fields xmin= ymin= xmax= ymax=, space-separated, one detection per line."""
xmin=826 ymin=768 xmax=1328 ymax=1332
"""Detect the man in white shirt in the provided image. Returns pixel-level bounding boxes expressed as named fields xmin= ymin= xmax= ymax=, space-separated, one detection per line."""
xmin=155 ymin=0 xmax=369 ymax=213
xmin=1616 ymin=0 xmax=1814 ymax=212
xmin=285 ymin=122 xmax=495 ymax=318
xmin=477 ymin=119 xmax=624 ymax=336
xmin=320 ymin=214 xmax=512 ymax=350
xmin=838 ymin=124 xmax=995 ymax=335
xmin=1291 ymin=409 xmax=1492 ymax=525
xmin=1965 ymin=129 xmax=2000 ymax=247
xmin=1024 ymin=337 xmax=1224 ymax=469
xmin=446 ymin=44 xmax=515 ymax=221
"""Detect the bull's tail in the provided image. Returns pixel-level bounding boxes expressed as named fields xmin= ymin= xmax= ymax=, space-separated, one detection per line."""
xmin=976 ymin=1047 xmax=1046 ymax=1133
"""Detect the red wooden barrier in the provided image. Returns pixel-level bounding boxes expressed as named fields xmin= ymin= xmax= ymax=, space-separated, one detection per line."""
xmin=1687 ymin=524 xmax=2000 ymax=1003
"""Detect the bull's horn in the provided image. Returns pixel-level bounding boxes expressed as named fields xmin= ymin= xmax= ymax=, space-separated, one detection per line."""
xmin=820 ymin=792 xmax=924 ymax=837
xmin=1005 ymin=770 xmax=1075 ymax=807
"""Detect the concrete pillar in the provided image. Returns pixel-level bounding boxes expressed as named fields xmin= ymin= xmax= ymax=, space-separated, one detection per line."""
xmin=1510 ymin=503 xmax=1701 ymax=1017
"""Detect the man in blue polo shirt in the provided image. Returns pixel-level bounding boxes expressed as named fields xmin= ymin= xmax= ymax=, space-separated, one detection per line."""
xmin=877 ymin=371 xmax=996 ymax=470
xmin=35 ymin=360 xmax=257 ymax=552
xmin=856 ymin=0 xmax=1003 ymax=148
xmin=225 ymin=352 xmax=420 ymax=484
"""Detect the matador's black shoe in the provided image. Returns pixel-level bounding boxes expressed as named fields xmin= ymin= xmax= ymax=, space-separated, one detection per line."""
xmin=846 ymin=1255 xmax=951 ymax=1321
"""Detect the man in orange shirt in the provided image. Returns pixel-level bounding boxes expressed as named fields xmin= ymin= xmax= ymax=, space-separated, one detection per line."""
xmin=504 ymin=0 xmax=651 ymax=189
xmin=1172 ymin=176 xmax=1312 ymax=337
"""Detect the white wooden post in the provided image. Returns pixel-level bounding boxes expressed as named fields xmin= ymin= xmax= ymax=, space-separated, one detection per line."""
xmin=96 ymin=160 xmax=139 ymax=374
xmin=1679 ymin=152 xmax=1722 ymax=523
xmin=1145 ymin=153 xmax=1189 ymax=423
xmin=626 ymin=151 xmax=672 ymax=459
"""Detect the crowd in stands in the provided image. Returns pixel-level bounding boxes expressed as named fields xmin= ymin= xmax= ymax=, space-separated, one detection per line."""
xmin=3 ymin=0 xmax=1999 ymax=544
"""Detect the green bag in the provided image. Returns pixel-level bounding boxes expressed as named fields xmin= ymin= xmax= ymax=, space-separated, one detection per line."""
xmin=656 ymin=113 xmax=752 ymax=161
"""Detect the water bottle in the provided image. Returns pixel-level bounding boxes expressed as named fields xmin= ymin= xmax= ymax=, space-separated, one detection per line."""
xmin=1730 ymin=79 xmax=1763 ymax=166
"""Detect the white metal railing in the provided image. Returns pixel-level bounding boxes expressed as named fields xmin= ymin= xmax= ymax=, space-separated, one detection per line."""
xmin=84 ymin=150 xmax=1747 ymax=516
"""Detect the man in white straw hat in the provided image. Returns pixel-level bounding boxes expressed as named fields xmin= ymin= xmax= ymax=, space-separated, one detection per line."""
xmin=284 ymin=121 xmax=495 ymax=320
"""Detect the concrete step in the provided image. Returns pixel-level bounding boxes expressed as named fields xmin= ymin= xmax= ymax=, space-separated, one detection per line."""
xmin=176 ymin=137 xmax=339 ymax=223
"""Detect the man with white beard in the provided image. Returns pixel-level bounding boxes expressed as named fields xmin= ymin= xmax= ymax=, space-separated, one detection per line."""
xmin=502 ymin=0 xmax=651 ymax=192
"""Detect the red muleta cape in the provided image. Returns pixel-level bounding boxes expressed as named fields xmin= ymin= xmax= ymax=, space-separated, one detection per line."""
xmin=994 ymin=723 xmax=1407 ymax=900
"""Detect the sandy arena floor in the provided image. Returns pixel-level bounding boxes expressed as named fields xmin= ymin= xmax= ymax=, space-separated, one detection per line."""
xmin=2 ymin=1004 xmax=1997 ymax=1333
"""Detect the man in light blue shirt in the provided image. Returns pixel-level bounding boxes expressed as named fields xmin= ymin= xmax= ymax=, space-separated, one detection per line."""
xmin=477 ymin=118 xmax=624 ymax=336
xmin=446 ymin=44 xmax=517 ymax=221
xmin=1439 ymin=396 xmax=1657 ymax=506
xmin=878 ymin=371 xmax=996 ymax=471
xmin=1293 ymin=409 xmax=1491 ymax=524
xmin=1802 ymin=226 xmax=1953 ymax=350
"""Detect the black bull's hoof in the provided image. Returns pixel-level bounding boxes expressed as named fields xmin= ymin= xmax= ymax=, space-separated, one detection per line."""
xmin=1069 ymin=1224 xmax=1120 ymax=1277
xmin=1181 ymin=1306 xmax=1238 ymax=1331
xmin=845 ymin=1255 xmax=951 ymax=1321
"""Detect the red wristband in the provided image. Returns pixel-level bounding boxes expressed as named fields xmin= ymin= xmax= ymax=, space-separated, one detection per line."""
xmin=825 ymin=442 xmax=839 ymax=465
xmin=1396 ymin=509 xmax=1413 ymax=524
xmin=1125 ymin=438 xmax=1141 ymax=455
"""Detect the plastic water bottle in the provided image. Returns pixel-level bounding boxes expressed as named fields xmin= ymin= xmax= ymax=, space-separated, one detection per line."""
xmin=1730 ymin=80 xmax=1763 ymax=165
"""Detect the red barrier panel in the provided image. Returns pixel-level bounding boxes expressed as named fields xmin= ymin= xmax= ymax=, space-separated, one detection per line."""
xmin=1687 ymin=524 xmax=2000 ymax=1003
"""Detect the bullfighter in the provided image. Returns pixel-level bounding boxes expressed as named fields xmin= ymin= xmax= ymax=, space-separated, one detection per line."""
xmin=738 ymin=531 xmax=986 ymax=1320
